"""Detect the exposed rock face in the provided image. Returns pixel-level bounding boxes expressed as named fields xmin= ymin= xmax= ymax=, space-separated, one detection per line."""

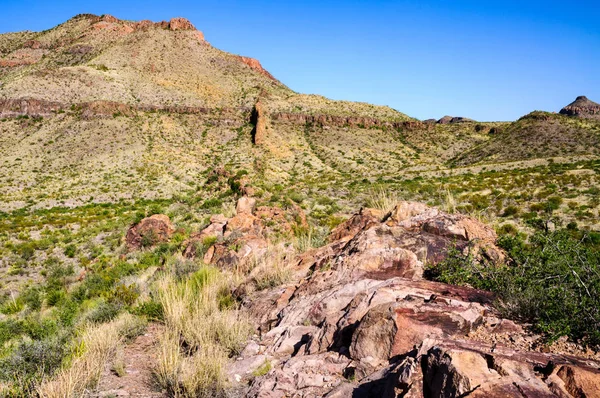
xmin=560 ymin=96 xmax=600 ymax=120
xmin=0 ymin=98 xmax=63 ymax=117
xmin=79 ymin=100 xmax=135 ymax=119
xmin=0 ymin=97 xmax=248 ymax=125
xmin=252 ymin=100 xmax=269 ymax=145
xmin=126 ymin=214 xmax=175 ymax=250
xmin=437 ymin=116 xmax=475 ymax=124
xmin=236 ymin=56 xmax=277 ymax=81
xmin=183 ymin=197 xmax=306 ymax=269
xmin=167 ymin=17 xmax=196 ymax=31
xmin=272 ymin=112 xmax=430 ymax=131
xmin=226 ymin=202 xmax=600 ymax=397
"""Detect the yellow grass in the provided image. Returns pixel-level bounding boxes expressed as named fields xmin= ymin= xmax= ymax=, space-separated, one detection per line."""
xmin=37 ymin=313 xmax=145 ymax=398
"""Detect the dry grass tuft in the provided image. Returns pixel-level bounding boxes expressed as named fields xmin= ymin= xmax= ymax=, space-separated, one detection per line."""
xmin=249 ymin=244 xmax=294 ymax=290
xmin=154 ymin=266 xmax=253 ymax=397
xmin=366 ymin=187 xmax=400 ymax=214
xmin=37 ymin=313 xmax=146 ymax=397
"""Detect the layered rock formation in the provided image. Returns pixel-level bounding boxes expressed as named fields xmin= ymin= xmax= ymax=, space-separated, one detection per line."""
xmin=217 ymin=201 xmax=600 ymax=397
xmin=560 ymin=96 xmax=600 ymax=120
xmin=271 ymin=112 xmax=429 ymax=130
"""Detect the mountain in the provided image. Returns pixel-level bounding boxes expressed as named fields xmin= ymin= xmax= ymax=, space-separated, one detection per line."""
xmin=0 ymin=14 xmax=419 ymax=211
xmin=560 ymin=95 xmax=600 ymax=120
xmin=451 ymin=108 xmax=600 ymax=166
xmin=2 ymin=15 xmax=599 ymax=215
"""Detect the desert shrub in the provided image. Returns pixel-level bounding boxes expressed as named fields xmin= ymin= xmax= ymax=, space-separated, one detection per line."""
xmin=110 ymin=284 xmax=140 ymax=306
xmin=426 ymin=227 xmax=600 ymax=346
xmin=87 ymin=301 xmax=122 ymax=323
xmin=201 ymin=198 xmax=223 ymax=209
xmin=133 ymin=299 xmax=164 ymax=321
xmin=501 ymin=205 xmax=519 ymax=217
xmin=64 ymin=244 xmax=77 ymax=258
xmin=140 ymin=229 xmax=158 ymax=248
xmin=0 ymin=333 xmax=69 ymax=395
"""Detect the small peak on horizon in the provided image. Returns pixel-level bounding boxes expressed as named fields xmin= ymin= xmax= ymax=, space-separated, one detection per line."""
xmin=560 ymin=95 xmax=600 ymax=120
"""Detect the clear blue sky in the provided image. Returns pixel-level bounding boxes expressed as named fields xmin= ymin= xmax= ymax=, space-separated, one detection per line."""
xmin=1 ymin=0 xmax=599 ymax=121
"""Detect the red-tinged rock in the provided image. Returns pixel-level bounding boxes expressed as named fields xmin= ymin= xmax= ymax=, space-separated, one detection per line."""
xmin=22 ymin=40 xmax=42 ymax=49
xmin=237 ymin=56 xmax=277 ymax=81
xmin=126 ymin=214 xmax=175 ymax=250
xmin=168 ymin=17 xmax=196 ymax=31
xmin=329 ymin=207 xmax=383 ymax=242
xmin=236 ymin=196 xmax=257 ymax=215
xmin=79 ymin=100 xmax=135 ymax=119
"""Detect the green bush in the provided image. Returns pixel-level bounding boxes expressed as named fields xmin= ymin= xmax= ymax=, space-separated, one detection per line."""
xmin=64 ymin=243 xmax=77 ymax=258
xmin=133 ymin=300 xmax=164 ymax=321
xmin=426 ymin=227 xmax=600 ymax=346
xmin=87 ymin=301 xmax=121 ymax=323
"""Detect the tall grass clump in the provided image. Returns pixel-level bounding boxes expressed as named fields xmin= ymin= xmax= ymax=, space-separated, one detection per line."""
xmin=155 ymin=265 xmax=253 ymax=397
xmin=37 ymin=313 xmax=146 ymax=397
xmin=365 ymin=187 xmax=399 ymax=214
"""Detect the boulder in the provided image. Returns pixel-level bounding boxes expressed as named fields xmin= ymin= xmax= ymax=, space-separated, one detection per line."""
xmin=236 ymin=196 xmax=257 ymax=215
xmin=126 ymin=214 xmax=175 ymax=250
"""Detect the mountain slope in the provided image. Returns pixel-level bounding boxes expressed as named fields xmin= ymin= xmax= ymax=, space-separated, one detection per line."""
xmin=451 ymin=108 xmax=600 ymax=166
xmin=0 ymin=15 xmax=410 ymax=209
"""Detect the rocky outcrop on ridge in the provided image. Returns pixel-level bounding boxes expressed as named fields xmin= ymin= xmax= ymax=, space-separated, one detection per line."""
xmin=437 ymin=116 xmax=475 ymax=124
xmin=271 ymin=112 xmax=430 ymax=131
xmin=220 ymin=201 xmax=600 ymax=397
xmin=560 ymin=96 xmax=600 ymax=120
xmin=237 ymin=56 xmax=278 ymax=81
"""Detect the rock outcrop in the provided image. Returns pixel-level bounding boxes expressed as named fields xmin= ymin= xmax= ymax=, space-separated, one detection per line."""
xmin=183 ymin=197 xmax=307 ymax=269
xmin=560 ymin=96 xmax=600 ymax=120
xmin=237 ymin=56 xmax=277 ymax=81
xmin=125 ymin=214 xmax=175 ymax=250
xmin=225 ymin=202 xmax=600 ymax=397
xmin=271 ymin=112 xmax=430 ymax=131
xmin=437 ymin=116 xmax=475 ymax=124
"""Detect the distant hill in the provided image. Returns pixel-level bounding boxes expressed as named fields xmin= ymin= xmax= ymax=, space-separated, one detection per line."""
xmin=451 ymin=99 xmax=600 ymax=166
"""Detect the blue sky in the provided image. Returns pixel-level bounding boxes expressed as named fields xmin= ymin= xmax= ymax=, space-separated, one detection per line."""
xmin=1 ymin=0 xmax=599 ymax=121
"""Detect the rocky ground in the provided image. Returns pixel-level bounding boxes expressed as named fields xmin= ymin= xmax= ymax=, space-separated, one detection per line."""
xmin=102 ymin=199 xmax=600 ymax=397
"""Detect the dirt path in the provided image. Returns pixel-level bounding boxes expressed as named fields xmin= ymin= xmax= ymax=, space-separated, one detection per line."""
xmin=93 ymin=323 xmax=167 ymax=397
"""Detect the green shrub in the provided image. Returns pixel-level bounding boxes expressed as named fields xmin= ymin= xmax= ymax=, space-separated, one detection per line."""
xmin=64 ymin=243 xmax=77 ymax=258
xmin=133 ymin=300 xmax=164 ymax=321
xmin=426 ymin=227 xmax=600 ymax=346
xmin=87 ymin=301 xmax=121 ymax=323
xmin=0 ymin=334 xmax=69 ymax=393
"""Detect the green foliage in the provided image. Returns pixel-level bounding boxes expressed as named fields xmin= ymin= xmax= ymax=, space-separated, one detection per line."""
xmin=426 ymin=227 xmax=600 ymax=346
xmin=64 ymin=243 xmax=77 ymax=258
xmin=133 ymin=299 xmax=164 ymax=321
xmin=252 ymin=360 xmax=272 ymax=377
xmin=87 ymin=301 xmax=122 ymax=323
xmin=201 ymin=198 xmax=223 ymax=209
xmin=0 ymin=333 xmax=69 ymax=395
